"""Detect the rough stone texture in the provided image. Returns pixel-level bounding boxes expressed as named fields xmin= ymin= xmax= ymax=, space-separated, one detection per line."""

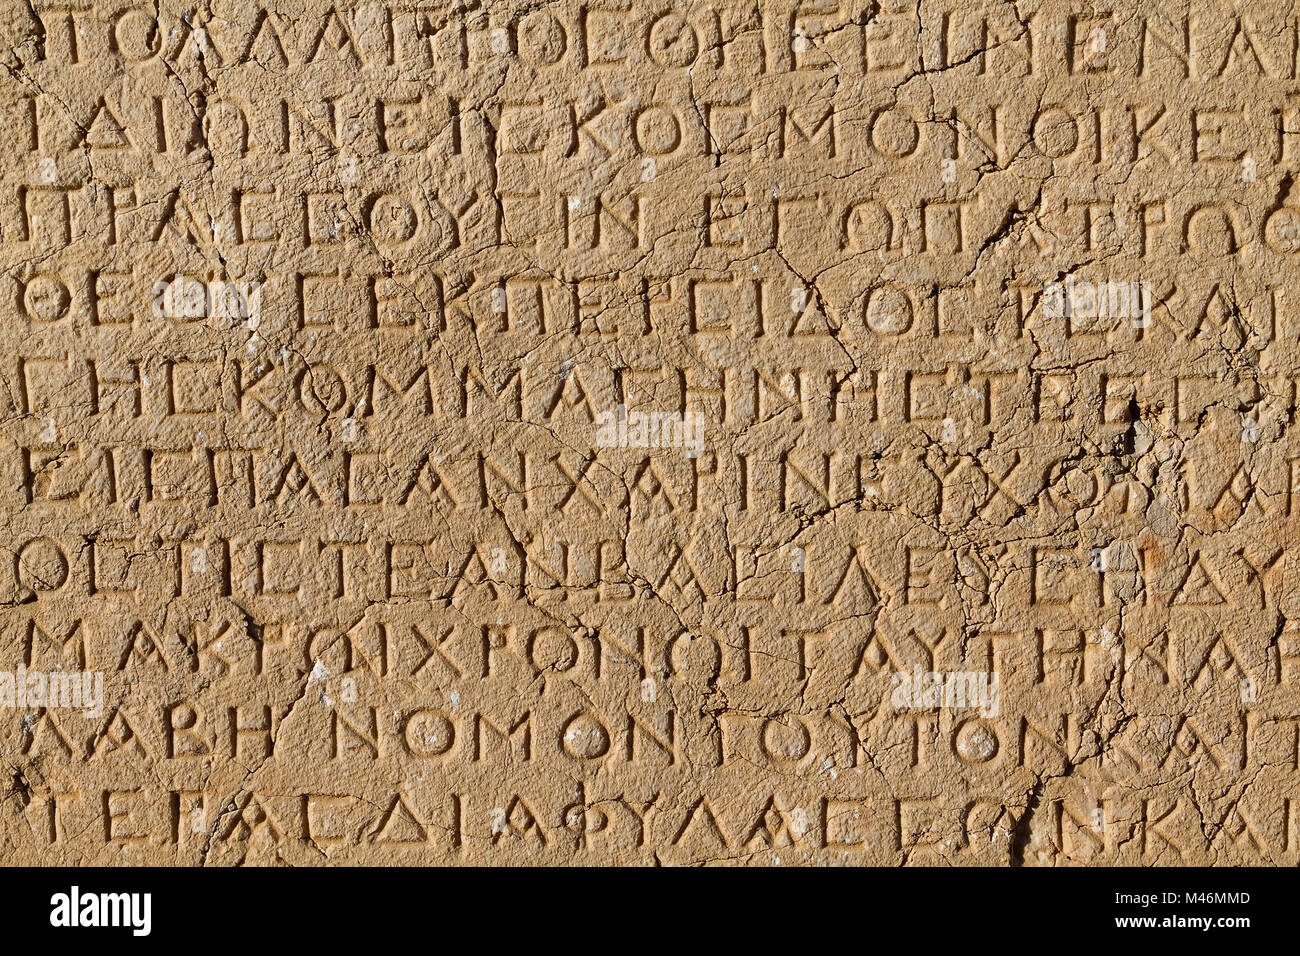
xmin=0 ymin=0 xmax=1296 ymax=865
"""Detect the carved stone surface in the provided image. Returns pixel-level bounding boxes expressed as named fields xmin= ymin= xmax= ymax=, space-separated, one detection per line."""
xmin=0 ymin=0 xmax=1295 ymax=864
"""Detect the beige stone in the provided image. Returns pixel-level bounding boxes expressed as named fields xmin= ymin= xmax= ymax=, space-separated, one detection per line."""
xmin=0 ymin=0 xmax=1294 ymax=865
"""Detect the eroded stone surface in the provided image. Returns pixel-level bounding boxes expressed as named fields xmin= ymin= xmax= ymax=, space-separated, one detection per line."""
xmin=0 ymin=0 xmax=1296 ymax=864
